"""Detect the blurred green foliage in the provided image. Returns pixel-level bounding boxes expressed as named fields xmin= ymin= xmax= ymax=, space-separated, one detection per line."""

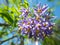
xmin=0 ymin=0 xmax=29 ymax=45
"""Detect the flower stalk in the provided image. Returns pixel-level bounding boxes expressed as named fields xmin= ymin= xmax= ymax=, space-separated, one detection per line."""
xmin=35 ymin=40 xmax=39 ymax=45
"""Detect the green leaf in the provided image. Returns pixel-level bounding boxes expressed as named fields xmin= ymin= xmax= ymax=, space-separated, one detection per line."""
xmin=10 ymin=42 xmax=15 ymax=45
xmin=22 ymin=0 xmax=29 ymax=8
xmin=0 ymin=12 xmax=13 ymax=25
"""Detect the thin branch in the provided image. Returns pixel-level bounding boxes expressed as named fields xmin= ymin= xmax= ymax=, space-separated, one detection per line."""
xmin=20 ymin=36 xmax=24 ymax=45
xmin=0 ymin=23 xmax=10 ymax=26
xmin=0 ymin=35 xmax=17 ymax=44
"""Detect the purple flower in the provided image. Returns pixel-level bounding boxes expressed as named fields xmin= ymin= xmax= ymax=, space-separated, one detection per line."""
xmin=34 ymin=3 xmax=49 ymax=17
xmin=18 ymin=3 xmax=55 ymax=40
xmin=19 ymin=7 xmax=30 ymax=18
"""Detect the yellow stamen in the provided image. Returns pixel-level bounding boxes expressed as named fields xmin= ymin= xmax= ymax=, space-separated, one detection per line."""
xmin=36 ymin=30 xmax=40 ymax=35
xmin=43 ymin=23 xmax=47 ymax=27
xmin=27 ymin=28 xmax=30 ymax=32
xmin=38 ymin=9 xmax=42 ymax=13
xmin=36 ymin=16 xmax=40 ymax=20
xmin=42 ymin=32 xmax=46 ymax=37
xmin=19 ymin=26 xmax=23 ymax=30
xmin=49 ymin=26 xmax=52 ymax=30
xmin=26 ymin=10 xmax=29 ymax=13
xmin=27 ymin=21 xmax=30 ymax=25
xmin=36 ymin=23 xmax=41 ymax=28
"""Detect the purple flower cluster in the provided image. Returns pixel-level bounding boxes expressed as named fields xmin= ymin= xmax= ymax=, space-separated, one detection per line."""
xmin=18 ymin=3 xmax=55 ymax=40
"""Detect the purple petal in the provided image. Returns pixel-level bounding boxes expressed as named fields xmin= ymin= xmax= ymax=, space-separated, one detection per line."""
xmin=37 ymin=3 xmax=41 ymax=9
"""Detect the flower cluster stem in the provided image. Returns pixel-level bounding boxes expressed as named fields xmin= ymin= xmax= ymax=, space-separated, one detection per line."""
xmin=35 ymin=40 xmax=38 ymax=45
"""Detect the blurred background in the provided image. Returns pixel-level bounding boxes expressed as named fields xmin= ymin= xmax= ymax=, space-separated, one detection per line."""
xmin=0 ymin=0 xmax=60 ymax=45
